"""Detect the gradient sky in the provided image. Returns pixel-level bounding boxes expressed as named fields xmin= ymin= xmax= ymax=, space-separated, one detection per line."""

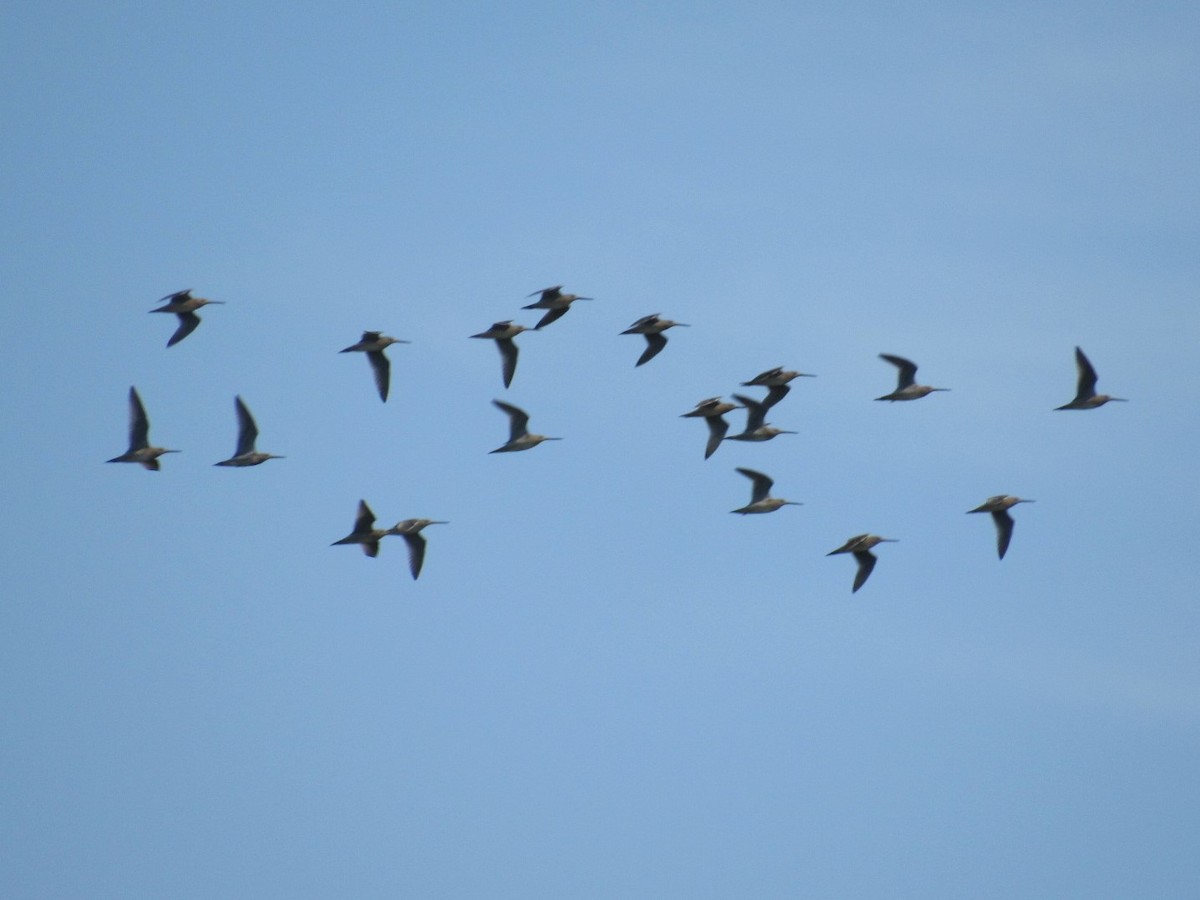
xmin=3 ymin=3 xmax=1199 ymax=898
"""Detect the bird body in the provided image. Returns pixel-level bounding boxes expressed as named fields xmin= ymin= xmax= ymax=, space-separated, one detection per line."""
xmin=107 ymin=386 xmax=179 ymax=471
xmin=471 ymin=320 xmax=528 ymax=388
xmin=1055 ymin=346 xmax=1127 ymax=409
xmin=875 ymin=354 xmax=948 ymax=401
xmin=726 ymin=394 xmax=797 ymax=442
xmin=490 ymin=400 xmax=561 ymax=453
xmin=827 ymin=534 xmax=897 ymax=592
xmin=680 ymin=397 xmax=740 ymax=459
xmin=730 ymin=467 xmax=802 ymax=514
xmin=967 ymin=495 xmax=1034 ymax=559
xmin=150 ymin=289 xmax=224 ymax=347
xmin=621 ymin=314 xmax=688 ymax=366
xmin=340 ymin=331 xmax=410 ymax=402
xmin=214 ymin=396 xmax=284 ymax=467
xmin=742 ymin=367 xmax=816 ymax=407
xmin=522 ymin=285 xmax=592 ymax=329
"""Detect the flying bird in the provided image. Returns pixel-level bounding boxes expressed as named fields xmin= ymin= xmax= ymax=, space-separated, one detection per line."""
xmin=875 ymin=354 xmax=949 ymax=401
xmin=621 ymin=314 xmax=688 ymax=366
xmin=680 ymin=397 xmax=740 ymax=460
xmin=489 ymin=400 xmax=562 ymax=453
xmin=214 ymin=396 xmax=285 ymax=467
xmin=967 ymin=495 xmax=1034 ymax=559
xmin=340 ymin=331 xmax=410 ymax=402
xmin=827 ymin=534 xmax=897 ymax=593
xmin=392 ymin=519 xmax=449 ymax=580
xmin=730 ymin=467 xmax=802 ymax=514
xmin=331 ymin=500 xmax=398 ymax=558
xmin=741 ymin=366 xmax=816 ymax=409
xmin=726 ymin=394 xmax=797 ymax=442
xmin=107 ymin=387 xmax=179 ymax=471
xmin=150 ymin=289 xmax=224 ymax=347
xmin=470 ymin=320 xmax=529 ymax=388
xmin=522 ymin=285 xmax=592 ymax=330
xmin=1055 ymin=346 xmax=1127 ymax=410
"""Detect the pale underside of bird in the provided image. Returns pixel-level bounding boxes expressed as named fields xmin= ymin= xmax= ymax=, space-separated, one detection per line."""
xmin=215 ymin=396 xmax=285 ymax=467
xmin=340 ymin=331 xmax=410 ymax=402
xmin=149 ymin=289 xmax=225 ymax=347
xmin=392 ymin=519 xmax=449 ymax=580
xmin=680 ymin=397 xmax=740 ymax=460
xmin=730 ymin=467 xmax=802 ymax=514
xmin=1055 ymin=346 xmax=1127 ymax=410
xmin=968 ymin=495 xmax=1034 ymax=559
xmin=522 ymin=285 xmax=592 ymax=330
xmin=875 ymin=354 xmax=949 ymax=401
xmin=726 ymin=394 xmax=797 ymax=442
xmin=490 ymin=399 xmax=562 ymax=453
xmin=470 ymin=320 xmax=528 ymax=388
xmin=331 ymin=500 xmax=397 ymax=558
xmin=107 ymin=386 xmax=179 ymax=471
xmin=621 ymin=314 xmax=689 ymax=366
xmin=827 ymin=534 xmax=897 ymax=592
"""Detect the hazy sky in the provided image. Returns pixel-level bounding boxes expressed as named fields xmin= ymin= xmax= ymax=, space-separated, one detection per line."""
xmin=3 ymin=3 xmax=1199 ymax=898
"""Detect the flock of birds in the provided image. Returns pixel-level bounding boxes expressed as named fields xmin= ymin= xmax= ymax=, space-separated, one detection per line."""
xmin=108 ymin=287 xmax=1128 ymax=592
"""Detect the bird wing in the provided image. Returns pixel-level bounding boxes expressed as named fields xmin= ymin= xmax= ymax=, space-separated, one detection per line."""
xmin=167 ymin=311 xmax=201 ymax=346
xmin=880 ymin=354 xmax=918 ymax=389
xmin=992 ymin=510 xmax=1015 ymax=560
xmin=128 ymin=387 xmax=151 ymax=450
xmin=736 ymin=467 xmax=773 ymax=503
xmin=497 ymin=338 xmax=519 ymax=388
xmin=403 ymin=532 xmax=427 ymax=579
xmin=703 ymin=416 xmax=729 ymax=459
xmin=852 ymin=551 xmax=877 ymax=592
xmin=361 ymin=539 xmax=380 ymax=558
xmin=528 ymin=285 xmax=562 ymax=300
xmin=157 ymin=289 xmax=191 ymax=303
xmin=233 ymin=396 xmax=259 ymax=456
xmin=732 ymin=394 xmax=766 ymax=432
xmin=636 ymin=332 xmax=668 ymax=366
xmin=493 ymin=400 xmax=530 ymax=441
xmin=367 ymin=350 xmax=391 ymax=402
xmin=763 ymin=384 xmax=791 ymax=410
xmin=533 ymin=306 xmax=569 ymax=329
xmin=353 ymin=500 xmax=376 ymax=534
xmin=1074 ymin=346 xmax=1099 ymax=399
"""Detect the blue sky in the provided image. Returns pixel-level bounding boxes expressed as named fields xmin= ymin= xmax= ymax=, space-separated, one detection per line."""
xmin=3 ymin=3 xmax=1199 ymax=897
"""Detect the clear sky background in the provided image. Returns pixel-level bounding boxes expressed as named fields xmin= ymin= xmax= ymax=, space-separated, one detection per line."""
xmin=3 ymin=3 xmax=1199 ymax=898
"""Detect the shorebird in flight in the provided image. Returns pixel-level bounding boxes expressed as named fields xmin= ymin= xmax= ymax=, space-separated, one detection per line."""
xmin=741 ymin=366 xmax=816 ymax=409
xmin=827 ymin=534 xmax=897 ymax=593
xmin=875 ymin=354 xmax=949 ymax=402
xmin=522 ymin=285 xmax=592 ymax=330
xmin=621 ymin=314 xmax=688 ymax=366
xmin=150 ymin=289 xmax=224 ymax=347
xmin=1055 ymin=346 xmax=1127 ymax=410
xmin=470 ymin=320 xmax=528 ymax=388
xmin=106 ymin=386 xmax=179 ymax=471
xmin=489 ymin=400 xmax=562 ymax=453
xmin=726 ymin=394 xmax=797 ymax=442
xmin=967 ymin=495 xmax=1034 ymax=559
xmin=214 ymin=396 xmax=285 ymax=467
xmin=392 ymin=519 xmax=449 ymax=580
xmin=680 ymin=397 xmax=740 ymax=460
xmin=340 ymin=331 xmax=410 ymax=402
xmin=729 ymin=468 xmax=802 ymax=514
xmin=331 ymin=500 xmax=398 ymax=558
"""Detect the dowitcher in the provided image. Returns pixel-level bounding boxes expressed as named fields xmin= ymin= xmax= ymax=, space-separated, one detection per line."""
xmin=967 ymin=495 xmax=1034 ymax=560
xmin=680 ymin=397 xmax=740 ymax=460
xmin=726 ymin=394 xmax=798 ymax=442
xmin=470 ymin=320 xmax=528 ymax=388
xmin=730 ymin=467 xmax=802 ymax=514
xmin=522 ymin=285 xmax=592 ymax=330
xmin=107 ymin=386 xmax=179 ymax=471
xmin=490 ymin=400 xmax=562 ymax=453
xmin=1055 ymin=346 xmax=1127 ymax=410
xmin=150 ymin=289 xmax=224 ymax=347
xmin=741 ymin=366 xmax=816 ymax=409
xmin=621 ymin=314 xmax=688 ymax=366
xmin=331 ymin=500 xmax=396 ymax=558
xmin=340 ymin=331 xmax=410 ymax=402
xmin=827 ymin=534 xmax=897 ymax=593
xmin=875 ymin=354 xmax=949 ymax=401
xmin=392 ymin=519 xmax=449 ymax=580
xmin=214 ymin=396 xmax=285 ymax=467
